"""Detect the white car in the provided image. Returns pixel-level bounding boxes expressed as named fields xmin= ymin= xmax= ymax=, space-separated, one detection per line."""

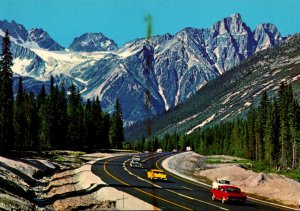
xmin=130 ymin=160 xmax=143 ymax=168
xmin=130 ymin=156 xmax=143 ymax=168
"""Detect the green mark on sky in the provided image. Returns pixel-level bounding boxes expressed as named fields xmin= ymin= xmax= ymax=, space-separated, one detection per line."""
xmin=144 ymin=15 xmax=152 ymax=40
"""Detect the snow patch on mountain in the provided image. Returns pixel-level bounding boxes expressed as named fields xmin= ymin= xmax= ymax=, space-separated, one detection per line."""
xmin=117 ymin=46 xmax=140 ymax=58
xmin=12 ymin=58 xmax=33 ymax=76
xmin=178 ymin=113 xmax=200 ymax=125
xmin=158 ymin=84 xmax=170 ymax=111
xmin=186 ymin=113 xmax=216 ymax=135
xmin=31 ymin=49 xmax=107 ymax=77
xmin=244 ymin=102 xmax=252 ymax=107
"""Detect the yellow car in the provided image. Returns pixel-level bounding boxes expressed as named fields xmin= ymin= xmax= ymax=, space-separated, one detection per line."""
xmin=147 ymin=169 xmax=167 ymax=180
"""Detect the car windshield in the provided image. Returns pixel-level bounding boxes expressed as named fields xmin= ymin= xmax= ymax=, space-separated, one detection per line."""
xmin=224 ymin=188 xmax=240 ymax=193
xmin=218 ymin=180 xmax=230 ymax=184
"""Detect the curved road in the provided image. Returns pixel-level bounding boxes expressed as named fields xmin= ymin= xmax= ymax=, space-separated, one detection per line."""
xmin=91 ymin=152 xmax=291 ymax=210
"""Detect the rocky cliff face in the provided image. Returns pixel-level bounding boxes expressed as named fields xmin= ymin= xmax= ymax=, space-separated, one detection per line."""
xmin=254 ymin=23 xmax=282 ymax=52
xmin=1 ymin=14 xmax=284 ymax=124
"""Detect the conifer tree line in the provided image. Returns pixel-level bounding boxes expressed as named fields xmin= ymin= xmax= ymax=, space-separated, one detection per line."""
xmin=125 ymin=133 xmax=188 ymax=153
xmin=0 ymin=31 xmax=125 ymax=154
xmin=127 ymin=82 xmax=300 ymax=170
xmin=187 ymin=82 xmax=300 ymax=170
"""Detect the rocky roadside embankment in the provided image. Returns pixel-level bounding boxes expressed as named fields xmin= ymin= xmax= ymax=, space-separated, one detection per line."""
xmin=163 ymin=152 xmax=300 ymax=208
xmin=0 ymin=151 xmax=158 ymax=210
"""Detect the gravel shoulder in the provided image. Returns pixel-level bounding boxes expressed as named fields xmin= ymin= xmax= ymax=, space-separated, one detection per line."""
xmin=162 ymin=152 xmax=300 ymax=208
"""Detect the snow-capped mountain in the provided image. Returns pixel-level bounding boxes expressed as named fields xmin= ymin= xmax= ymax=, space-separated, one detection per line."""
xmin=0 ymin=14 xmax=284 ymax=124
xmin=28 ymin=28 xmax=65 ymax=51
xmin=0 ymin=20 xmax=64 ymax=51
xmin=69 ymin=33 xmax=118 ymax=52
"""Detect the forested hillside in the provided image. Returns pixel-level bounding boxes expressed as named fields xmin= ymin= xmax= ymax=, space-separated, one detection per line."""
xmin=188 ymin=82 xmax=300 ymax=170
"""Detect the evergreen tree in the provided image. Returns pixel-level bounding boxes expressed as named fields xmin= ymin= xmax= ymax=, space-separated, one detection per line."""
xmin=231 ymin=119 xmax=242 ymax=156
xmin=48 ymin=78 xmax=60 ymax=149
xmin=14 ymin=78 xmax=26 ymax=150
xmin=84 ymin=99 xmax=94 ymax=151
xmin=0 ymin=31 xmax=14 ymax=154
xmin=161 ymin=133 xmax=170 ymax=151
xmin=56 ymin=83 xmax=68 ymax=149
xmin=287 ymin=91 xmax=300 ymax=169
xmin=67 ymin=84 xmax=83 ymax=150
xmin=24 ymin=92 xmax=38 ymax=150
xmin=272 ymin=99 xmax=280 ymax=167
xmin=37 ymin=85 xmax=50 ymax=151
xmin=110 ymin=99 xmax=124 ymax=149
xmin=264 ymin=101 xmax=274 ymax=166
xmin=37 ymin=84 xmax=47 ymax=110
xmin=92 ymin=96 xmax=103 ymax=149
xmin=247 ymin=106 xmax=256 ymax=160
xmin=278 ymin=82 xmax=292 ymax=168
xmin=102 ymin=112 xmax=111 ymax=149
xmin=257 ymin=91 xmax=269 ymax=161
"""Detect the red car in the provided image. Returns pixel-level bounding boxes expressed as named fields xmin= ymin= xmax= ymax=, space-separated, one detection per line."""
xmin=210 ymin=185 xmax=247 ymax=204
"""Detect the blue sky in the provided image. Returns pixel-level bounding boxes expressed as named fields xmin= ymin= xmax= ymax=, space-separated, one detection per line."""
xmin=0 ymin=0 xmax=299 ymax=47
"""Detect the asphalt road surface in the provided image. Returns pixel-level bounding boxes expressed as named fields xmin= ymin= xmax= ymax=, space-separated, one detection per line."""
xmin=91 ymin=152 xmax=292 ymax=210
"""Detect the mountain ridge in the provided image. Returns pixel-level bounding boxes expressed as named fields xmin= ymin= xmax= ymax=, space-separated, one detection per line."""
xmin=125 ymin=33 xmax=300 ymax=139
xmin=0 ymin=14 xmax=285 ymax=125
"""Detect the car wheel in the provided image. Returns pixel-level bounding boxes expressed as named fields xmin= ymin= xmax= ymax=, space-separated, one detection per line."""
xmin=211 ymin=194 xmax=216 ymax=201
xmin=221 ymin=197 xmax=226 ymax=204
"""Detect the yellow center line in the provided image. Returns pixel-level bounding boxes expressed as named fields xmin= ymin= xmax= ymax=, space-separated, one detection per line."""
xmin=142 ymin=153 xmax=167 ymax=163
xmin=125 ymin=155 xmax=228 ymax=211
xmin=103 ymin=157 xmax=192 ymax=211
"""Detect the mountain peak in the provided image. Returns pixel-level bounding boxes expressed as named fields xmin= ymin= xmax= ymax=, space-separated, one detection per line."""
xmin=0 ymin=19 xmax=28 ymax=43
xmin=28 ymin=28 xmax=65 ymax=51
xmin=230 ymin=13 xmax=242 ymax=20
xmin=0 ymin=20 xmax=64 ymax=51
xmin=69 ymin=32 xmax=118 ymax=52
xmin=254 ymin=23 xmax=282 ymax=51
xmin=211 ymin=13 xmax=248 ymax=35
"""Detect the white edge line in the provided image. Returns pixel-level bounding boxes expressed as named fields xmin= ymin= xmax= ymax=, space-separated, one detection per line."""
xmin=124 ymin=157 xmax=228 ymax=211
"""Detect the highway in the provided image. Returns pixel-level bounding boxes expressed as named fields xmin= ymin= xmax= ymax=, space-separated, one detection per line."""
xmin=91 ymin=152 xmax=291 ymax=210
